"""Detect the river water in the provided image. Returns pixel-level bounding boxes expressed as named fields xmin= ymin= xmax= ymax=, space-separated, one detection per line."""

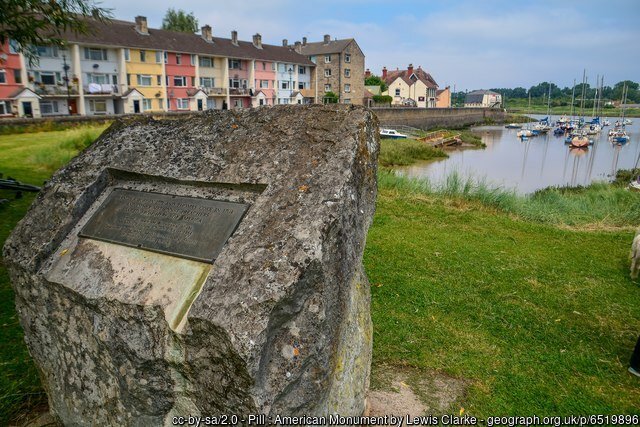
xmin=398 ymin=115 xmax=640 ymax=194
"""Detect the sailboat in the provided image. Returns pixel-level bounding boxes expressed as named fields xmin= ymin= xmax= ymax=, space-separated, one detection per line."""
xmin=609 ymin=82 xmax=630 ymax=144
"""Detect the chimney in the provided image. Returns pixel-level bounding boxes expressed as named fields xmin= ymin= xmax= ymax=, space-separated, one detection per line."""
xmin=294 ymin=41 xmax=301 ymax=53
xmin=253 ymin=33 xmax=263 ymax=49
xmin=231 ymin=30 xmax=238 ymax=46
xmin=282 ymin=38 xmax=288 ymax=47
xmin=134 ymin=16 xmax=148 ymax=35
xmin=201 ymin=25 xmax=212 ymax=42
xmin=382 ymin=67 xmax=387 ymax=79
xmin=323 ymin=34 xmax=330 ymax=44
xmin=302 ymin=37 xmax=307 ymax=46
xmin=408 ymin=63 xmax=413 ymax=74
xmin=365 ymin=69 xmax=371 ymax=78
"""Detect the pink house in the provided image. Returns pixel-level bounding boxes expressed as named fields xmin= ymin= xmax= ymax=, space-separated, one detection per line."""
xmin=253 ymin=60 xmax=276 ymax=106
xmin=0 ymin=40 xmax=25 ymax=116
xmin=228 ymin=58 xmax=251 ymax=108
xmin=165 ymin=51 xmax=197 ymax=111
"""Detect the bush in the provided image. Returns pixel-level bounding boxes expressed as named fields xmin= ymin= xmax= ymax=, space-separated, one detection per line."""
xmin=373 ymin=95 xmax=392 ymax=105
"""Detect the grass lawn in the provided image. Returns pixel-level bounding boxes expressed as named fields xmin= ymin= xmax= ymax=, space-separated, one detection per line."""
xmin=1 ymin=126 xmax=639 ymax=421
xmin=379 ymin=138 xmax=447 ymax=167
xmin=366 ymin=179 xmax=640 ymax=415
xmin=0 ymin=125 xmax=107 ymax=422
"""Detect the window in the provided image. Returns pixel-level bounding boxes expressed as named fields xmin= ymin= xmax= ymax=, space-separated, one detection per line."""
xmin=89 ymin=99 xmax=107 ymax=114
xmin=155 ymin=51 xmax=162 ymax=63
xmin=344 ymin=69 xmax=351 ymax=77
xmin=14 ymin=69 xmax=21 ymax=84
xmin=310 ymin=55 xmax=317 ymax=64
xmin=199 ymin=56 xmax=213 ymax=67
xmin=281 ymin=81 xmax=290 ymax=90
xmin=84 ymin=47 xmax=107 ymax=61
xmin=229 ymin=79 xmax=241 ymax=88
xmin=164 ymin=51 xmax=168 ymax=64
xmin=177 ymin=98 xmax=189 ymax=109
xmin=0 ymin=70 xmax=5 ymax=84
xmin=176 ymin=53 xmax=182 ymax=65
xmin=112 ymin=75 xmax=118 ymax=85
xmin=298 ymin=66 xmax=306 ymax=74
xmin=298 ymin=82 xmax=306 ymax=90
xmin=344 ymin=98 xmax=351 ymax=104
xmin=39 ymin=71 xmax=59 ymax=85
xmin=137 ymin=75 xmax=152 ymax=86
xmin=191 ymin=77 xmax=196 ymax=86
xmin=262 ymin=62 xmax=266 ymax=70
xmin=344 ymin=84 xmax=351 ymax=93
xmin=36 ymin=46 xmax=58 ymax=57
xmin=324 ymin=55 xmax=331 ymax=63
xmin=324 ymin=69 xmax=331 ymax=77
xmin=200 ymin=77 xmax=215 ymax=88
xmin=9 ymin=40 xmax=19 ymax=54
xmin=140 ymin=50 xmax=146 ymax=62
xmin=87 ymin=73 xmax=108 ymax=84
xmin=156 ymin=75 xmax=162 ymax=86
xmin=345 ymin=53 xmax=351 ymax=63
xmin=259 ymin=99 xmax=264 ymax=106
xmin=124 ymin=49 xmax=130 ymax=61
xmin=127 ymin=74 xmax=131 ymax=85
xmin=0 ymin=100 xmax=10 ymax=115
xmin=40 ymin=101 xmax=59 ymax=115
xmin=229 ymin=59 xmax=241 ymax=69
xmin=158 ymin=99 xmax=164 ymax=109
xmin=173 ymin=76 xmax=186 ymax=87
xmin=234 ymin=99 xmax=242 ymax=108
xmin=142 ymin=99 xmax=152 ymax=111
xmin=260 ymin=80 xmax=269 ymax=89
xmin=324 ymin=84 xmax=331 ymax=92
xmin=395 ymin=88 xmax=401 ymax=96
xmin=206 ymin=98 xmax=216 ymax=109
xmin=271 ymin=62 xmax=276 ymax=70
xmin=190 ymin=55 xmax=196 ymax=66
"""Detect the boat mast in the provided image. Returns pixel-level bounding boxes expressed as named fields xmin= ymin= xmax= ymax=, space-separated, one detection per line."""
xmin=547 ymin=82 xmax=552 ymax=119
xmin=591 ymin=74 xmax=598 ymax=118
xmin=570 ymin=78 xmax=576 ymax=120
xmin=579 ymin=69 xmax=586 ymax=121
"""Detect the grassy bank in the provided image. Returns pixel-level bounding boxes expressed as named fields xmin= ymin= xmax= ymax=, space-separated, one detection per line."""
xmin=379 ymin=138 xmax=447 ymax=167
xmin=380 ymin=171 xmax=640 ymax=228
xmin=0 ymin=125 xmax=107 ymax=422
xmin=505 ymin=99 xmax=640 ymax=118
xmin=0 ymin=120 xmax=112 ymax=136
xmin=366 ymin=180 xmax=640 ymax=416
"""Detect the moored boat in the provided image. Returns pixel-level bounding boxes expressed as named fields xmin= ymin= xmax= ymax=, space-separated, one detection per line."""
xmin=505 ymin=123 xmax=522 ymax=129
xmin=380 ymin=128 xmax=408 ymax=139
xmin=569 ymin=135 xmax=590 ymax=148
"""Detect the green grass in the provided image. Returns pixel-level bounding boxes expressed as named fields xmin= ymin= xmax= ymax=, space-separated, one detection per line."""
xmin=379 ymin=138 xmax=448 ymax=167
xmin=0 ymin=125 xmax=107 ymax=422
xmin=380 ymin=171 xmax=640 ymax=227
xmin=367 ymin=179 xmax=640 ymax=416
xmin=505 ymin=98 xmax=640 ymax=118
xmin=0 ymin=119 xmax=113 ymax=136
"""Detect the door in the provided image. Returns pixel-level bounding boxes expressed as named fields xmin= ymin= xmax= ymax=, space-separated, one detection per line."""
xmin=68 ymin=99 xmax=77 ymax=115
xmin=22 ymin=102 xmax=33 ymax=117
xmin=133 ymin=100 xmax=140 ymax=113
xmin=197 ymin=99 xmax=203 ymax=111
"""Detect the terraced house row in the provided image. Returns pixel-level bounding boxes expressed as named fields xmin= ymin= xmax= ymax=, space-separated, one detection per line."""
xmin=0 ymin=16 xmax=365 ymax=118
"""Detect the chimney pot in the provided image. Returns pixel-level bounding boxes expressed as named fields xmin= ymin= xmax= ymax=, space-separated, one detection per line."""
xmin=302 ymin=37 xmax=307 ymax=46
xmin=282 ymin=39 xmax=288 ymax=47
xmin=365 ymin=69 xmax=371 ymax=78
xmin=135 ymin=16 xmax=148 ymax=35
xmin=294 ymin=41 xmax=301 ymax=53
xmin=231 ymin=30 xmax=238 ymax=46
xmin=382 ymin=66 xmax=387 ymax=79
xmin=201 ymin=25 xmax=212 ymax=42
xmin=408 ymin=63 xmax=414 ymax=74
xmin=323 ymin=34 xmax=330 ymax=44
xmin=253 ymin=33 xmax=262 ymax=49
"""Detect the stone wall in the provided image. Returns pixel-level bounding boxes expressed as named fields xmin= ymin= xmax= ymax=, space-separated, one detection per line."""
xmin=372 ymin=107 xmax=507 ymax=129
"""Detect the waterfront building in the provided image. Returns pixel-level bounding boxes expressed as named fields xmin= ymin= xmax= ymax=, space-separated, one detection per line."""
xmin=436 ymin=86 xmax=451 ymax=108
xmin=0 ymin=15 xmax=316 ymax=118
xmin=464 ymin=89 xmax=502 ymax=108
xmin=297 ymin=35 xmax=365 ymax=105
xmin=381 ymin=64 xmax=438 ymax=108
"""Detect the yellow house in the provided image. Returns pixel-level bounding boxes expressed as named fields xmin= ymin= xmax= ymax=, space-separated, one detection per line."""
xmin=124 ymin=48 xmax=166 ymax=113
xmin=382 ymin=64 xmax=438 ymax=108
xmin=196 ymin=55 xmax=227 ymax=109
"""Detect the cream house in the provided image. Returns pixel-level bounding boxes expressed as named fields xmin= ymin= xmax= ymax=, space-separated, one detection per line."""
xmin=464 ymin=90 xmax=502 ymax=108
xmin=381 ymin=64 xmax=438 ymax=108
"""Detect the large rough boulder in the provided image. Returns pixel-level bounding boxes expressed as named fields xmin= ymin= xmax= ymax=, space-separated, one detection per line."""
xmin=3 ymin=105 xmax=379 ymax=424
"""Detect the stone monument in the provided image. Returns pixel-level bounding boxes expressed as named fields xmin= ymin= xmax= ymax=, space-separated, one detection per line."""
xmin=3 ymin=105 xmax=379 ymax=424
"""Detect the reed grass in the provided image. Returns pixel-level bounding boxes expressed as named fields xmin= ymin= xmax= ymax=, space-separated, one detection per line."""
xmin=379 ymin=138 xmax=447 ymax=167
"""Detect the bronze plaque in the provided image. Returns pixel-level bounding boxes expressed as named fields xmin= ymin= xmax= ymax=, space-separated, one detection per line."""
xmin=79 ymin=189 xmax=248 ymax=263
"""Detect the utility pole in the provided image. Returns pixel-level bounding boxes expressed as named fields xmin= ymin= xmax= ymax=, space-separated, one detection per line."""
xmin=62 ymin=54 xmax=71 ymax=114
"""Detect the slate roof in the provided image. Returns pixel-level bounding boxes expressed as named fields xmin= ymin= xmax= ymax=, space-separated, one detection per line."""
xmin=465 ymin=90 xmax=500 ymax=104
xmin=59 ymin=17 xmax=314 ymax=65
xmin=383 ymin=67 xmax=438 ymax=89
xmin=298 ymin=38 xmax=354 ymax=55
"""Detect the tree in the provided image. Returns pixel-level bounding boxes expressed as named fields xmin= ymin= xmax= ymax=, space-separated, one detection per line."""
xmin=365 ymin=75 xmax=388 ymax=92
xmin=162 ymin=8 xmax=198 ymax=33
xmin=0 ymin=0 xmax=112 ymax=66
xmin=323 ymin=91 xmax=338 ymax=104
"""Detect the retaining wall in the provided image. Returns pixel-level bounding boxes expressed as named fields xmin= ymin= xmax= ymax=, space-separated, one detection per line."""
xmin=372 ymin=107 xmax=507 ymax=129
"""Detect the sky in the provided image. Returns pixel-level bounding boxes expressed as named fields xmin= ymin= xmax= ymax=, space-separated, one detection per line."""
xmin=99 ymin=0 xmax=640 ymax=91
